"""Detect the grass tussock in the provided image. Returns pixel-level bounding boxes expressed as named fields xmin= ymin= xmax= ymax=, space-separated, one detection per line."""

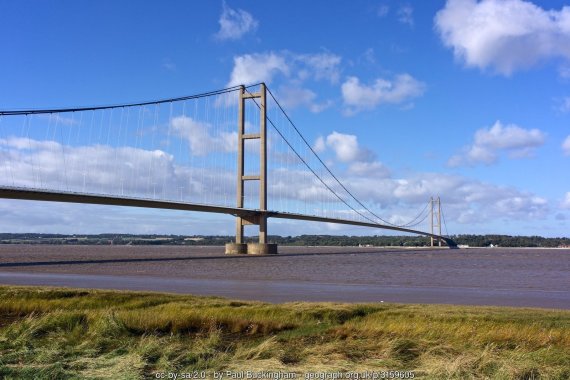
xmin=0 ymin=286 xmax=568 ymax=379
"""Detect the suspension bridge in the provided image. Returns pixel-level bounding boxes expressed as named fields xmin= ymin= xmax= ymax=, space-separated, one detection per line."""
xmin=0 ymin=83 xmax=456 ymax=254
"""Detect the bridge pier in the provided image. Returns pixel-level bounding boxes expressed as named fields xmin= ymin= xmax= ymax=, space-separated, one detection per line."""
xmin=224 ymin=243 xmax=248 ymax=255
xmin=247 ymin=243 xmax=278 ymax=255
xmin=224 ymin=242 xmax=277 ymax=255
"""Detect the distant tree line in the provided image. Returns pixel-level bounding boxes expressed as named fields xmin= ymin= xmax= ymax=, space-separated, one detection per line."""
xmin=1 ymin=233 xmax=569 ymax=247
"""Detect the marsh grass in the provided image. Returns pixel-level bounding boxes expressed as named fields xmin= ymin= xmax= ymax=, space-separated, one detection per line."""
xmin=0 ymin=286 xmax=568 ymax=379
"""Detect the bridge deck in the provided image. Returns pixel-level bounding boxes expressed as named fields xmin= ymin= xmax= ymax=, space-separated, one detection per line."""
xmin=0 ymin=186 xmax=453 ymax=245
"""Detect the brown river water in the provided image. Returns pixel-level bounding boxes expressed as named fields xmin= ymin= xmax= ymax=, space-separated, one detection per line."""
xmin=0 ymin=245 xmax=568 ymax=309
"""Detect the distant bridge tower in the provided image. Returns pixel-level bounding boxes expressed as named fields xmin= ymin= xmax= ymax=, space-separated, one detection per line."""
xmin=430 ymin=196 xmax=442 ymax=247
xmin=225 ymin=84 xmax=277 ymax=255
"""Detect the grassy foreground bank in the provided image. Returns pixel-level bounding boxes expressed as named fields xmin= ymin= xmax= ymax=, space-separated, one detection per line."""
xmin=0 ymin=286 xmax=568 ymax=379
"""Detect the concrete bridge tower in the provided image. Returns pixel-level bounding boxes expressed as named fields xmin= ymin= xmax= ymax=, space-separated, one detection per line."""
xmin=225 ymin=84 xmax=277 ymax=255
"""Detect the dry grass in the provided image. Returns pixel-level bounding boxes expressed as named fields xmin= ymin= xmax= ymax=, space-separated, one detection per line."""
xmin=0 ymin=286 xmax=568 ymax=379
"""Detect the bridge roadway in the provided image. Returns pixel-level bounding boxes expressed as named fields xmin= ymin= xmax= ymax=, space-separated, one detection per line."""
xmin=0 ymin=186 xmax=454 ymax=245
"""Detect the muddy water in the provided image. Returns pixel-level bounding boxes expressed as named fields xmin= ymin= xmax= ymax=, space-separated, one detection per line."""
xmin=0 ymin=245 xmax=568 ymax=308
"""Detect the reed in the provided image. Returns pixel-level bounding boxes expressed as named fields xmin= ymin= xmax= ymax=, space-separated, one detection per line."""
xmin=0 ymin=286 xmax=568 ymax=379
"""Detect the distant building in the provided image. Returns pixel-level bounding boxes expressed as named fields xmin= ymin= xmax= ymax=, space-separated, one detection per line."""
xmin=184 ymin=237 xmax=204 ymax=242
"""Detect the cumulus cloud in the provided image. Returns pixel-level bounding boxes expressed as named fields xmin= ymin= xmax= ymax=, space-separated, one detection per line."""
xmin=341 ymin=74 xmax=426 ymax=114
xmin=562 ymin=135 xmax=570 ymax=155
xmin=0 ymin=114 xmax=555 ymax=234
xmin=313 ymin=136 xmax=326 ymax=153
xmin=289 ymin=166 xmax=550 ymax=226
xmin=215 ymin=1 xmax=258 ymax=41
xmin=347 ymin=161 xmax=390 ymax=178
xmin=295 ymin=52 xmax=342 ymax=83
xmin=227 ymin=53 xmax=289 ymax=87
xmin=309 ymin=132 xmax=391 ymax=183
xmin=325 ymin=132 xmax=375 ymax=163
xmin=448 ymin=121 xmax=545 ymax=166
xmin=0 ymin=134 xmax=553 ymax=234
xmin=366 ymin=173 xmax=549 ymax=224
xmin=276 ymin=86 xmax=333 ymax=113
xmin=170 ymin=158 xmax=560 ymax=225
xmin=170 ymin=116 xmax=237 ymax=156
xmin=227 ymin=51 xmax=342 ymax=88
xmin=435 ymin=0 xmax=570 ymax=75
xmin=0 ymin=133 xmax=236 ymax=208
xmin=227 ymin=51 xmax=341 ymax=112
xmin=0 ymin=200 xmax=235 ymax=235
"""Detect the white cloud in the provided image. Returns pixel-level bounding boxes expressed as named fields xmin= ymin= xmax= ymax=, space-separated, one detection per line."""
xmin=0 ymin=114 xmax=556 ymax=235
xmin=347 ymin=161 xmax=390 ymax=178
xmin=270 ymin=137 xmax=551 ymax=227
xmin=325 ymin=132 xmax=374 ymax=163
xmin=389 ymin=174 xmax=549 ymax=223
xmin=397 ymin=5 xmax=414 ymax=27
xmin=0 ymin=134 xmax=554 ymax=234
xmin=276 ymin=86 xmax=333 ymax=113
xmin=448 ymin=121 xmax=545 ymax=166
xmin=341 ymin=74 xmax=426 ymax=114
xmin=227 ymin=52 xmax=289 ymax=87
xmin=561 ymin=192 xmax=570 ymax=209
xmin=0 ymin=200 xmax=235 ymax=235
xmin=227 ymin=51 xmax=340 ymax=112
xmin=170 ymin=116 xmax=237 ymax=156
xmin=312 ymin=132 xmax=389 ymax=178
xmin=435 ymin=0 xmax=570 ymax=75
xmin=227 ymin=51 xmax=342 ymax=88
xmin=562 ymin=135 xmax=570 ymax=155
xmin=296 ymin=53 xmax=342 ymax=83
xmin=0 ymin=135 xmax=236 ymax=207
xmin=302 ymin=168 xmax=550 ymax=227
xmin=313 ymin=136 xmax=326 ymax=153
xmin=215 ymin=1 xmax=258 ymax=41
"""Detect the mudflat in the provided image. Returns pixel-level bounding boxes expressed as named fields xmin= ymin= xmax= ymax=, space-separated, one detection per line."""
xmin=0 ymin=245 xmax=568 ymax=308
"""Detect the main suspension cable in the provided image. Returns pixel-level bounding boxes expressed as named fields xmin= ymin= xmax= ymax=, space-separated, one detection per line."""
xmin=0 ymin=85 xmax=248 ymax=116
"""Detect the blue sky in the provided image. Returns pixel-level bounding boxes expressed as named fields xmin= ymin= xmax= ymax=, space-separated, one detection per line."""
xmin=1 ymin=0 xmax=570 ymax=237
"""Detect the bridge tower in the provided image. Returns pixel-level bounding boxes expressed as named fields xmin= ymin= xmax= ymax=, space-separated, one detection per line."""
xmin=225 ymin=84 xmax=277 ymax=255
xmin=430 ymin=196 xmax=442 ymax=247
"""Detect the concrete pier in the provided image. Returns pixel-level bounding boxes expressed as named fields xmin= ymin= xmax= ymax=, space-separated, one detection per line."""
xmin=247 ymin=243 xmax=278 ymax=255
xmin=225 ymin=243 xmax=277 ymax=255
xmin=224 ymin=243 xmax=247 ymax=254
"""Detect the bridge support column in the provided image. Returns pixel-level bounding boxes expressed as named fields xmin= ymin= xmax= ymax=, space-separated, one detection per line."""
xmin=430 ymin=196 xmax=442 ymax=247
xmin=225 ymin=243 xmax=248 ymax=254
xmin=247 ymin=243 xmax=277 ymax=255
xmin=225 ymin=83 xmax=278 ymax=255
